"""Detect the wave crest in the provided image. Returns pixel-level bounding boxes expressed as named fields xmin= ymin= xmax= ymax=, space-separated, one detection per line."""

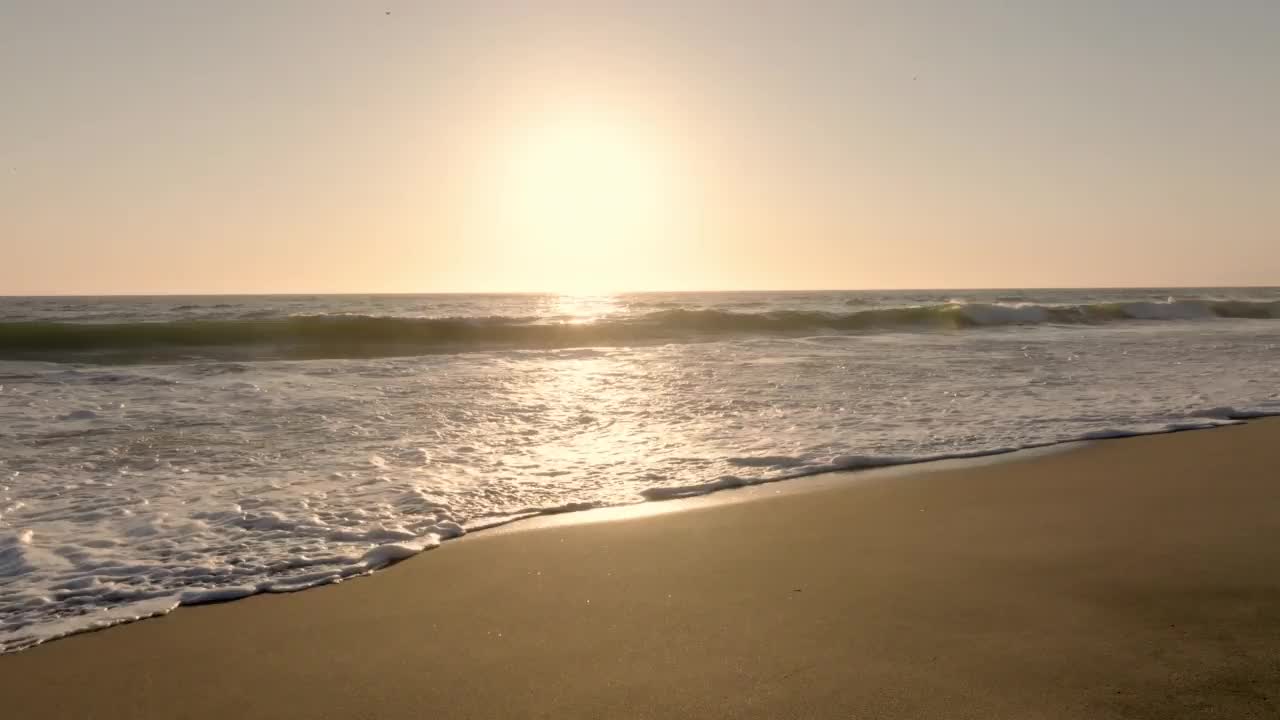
xmin=2 ymin=299 xmax=1277 ymax=362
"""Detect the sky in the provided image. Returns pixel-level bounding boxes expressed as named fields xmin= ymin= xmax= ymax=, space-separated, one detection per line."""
xmin=2 ymin=1 xmax=1278 ymax=294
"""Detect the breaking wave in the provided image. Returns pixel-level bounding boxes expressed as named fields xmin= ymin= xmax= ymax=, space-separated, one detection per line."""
xmin=3 ymin=299 xmax=1278 ymax=362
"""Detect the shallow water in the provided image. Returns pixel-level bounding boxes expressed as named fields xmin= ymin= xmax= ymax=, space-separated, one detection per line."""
xmin=2 ymin=289 xmax=1279 ymax=651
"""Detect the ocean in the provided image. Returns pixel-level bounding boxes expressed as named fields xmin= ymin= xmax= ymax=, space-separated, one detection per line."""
xmin=2 ymin=288 xmax=1279 ymax=652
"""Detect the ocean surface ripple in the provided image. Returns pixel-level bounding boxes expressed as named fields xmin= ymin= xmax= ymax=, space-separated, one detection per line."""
xmin=2 ymin=288 xmax=1279 ymax=651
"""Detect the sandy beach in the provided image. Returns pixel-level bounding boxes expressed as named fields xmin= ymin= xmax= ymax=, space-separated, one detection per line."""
xmin=8 ymin=2 xmax=1279 ymax=716
xmin=3 ymin=420 xmax=1279 ymax=719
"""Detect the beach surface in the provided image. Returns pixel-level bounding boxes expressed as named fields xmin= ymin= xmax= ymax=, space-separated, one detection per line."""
xmin=3 ymin=420 xmax=1279 ymax=719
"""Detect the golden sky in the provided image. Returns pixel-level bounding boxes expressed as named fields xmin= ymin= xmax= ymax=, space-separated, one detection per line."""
xmin=2 ymin=1 xmax=1277 ymax=294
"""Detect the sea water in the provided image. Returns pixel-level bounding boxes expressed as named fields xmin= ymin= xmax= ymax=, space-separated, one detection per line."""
xmin=2 ymin=288 xmax=1279 ymax=651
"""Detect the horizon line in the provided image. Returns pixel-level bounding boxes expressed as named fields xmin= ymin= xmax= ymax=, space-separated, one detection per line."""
xmin=3 ymin=284 xmax=1278 ymax=299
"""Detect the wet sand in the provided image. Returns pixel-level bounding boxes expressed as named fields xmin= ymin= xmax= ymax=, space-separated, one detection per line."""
xmin=3 ymin=420 xmax=1279 ymax=719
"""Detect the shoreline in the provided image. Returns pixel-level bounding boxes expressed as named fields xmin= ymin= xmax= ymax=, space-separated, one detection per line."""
xmin=4 ymin=418 xmax=1280 ymax=717
xmin=0 ymin=415 xmax=1265 ymax=655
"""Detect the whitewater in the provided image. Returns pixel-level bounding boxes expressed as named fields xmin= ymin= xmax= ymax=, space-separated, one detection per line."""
xmin=2 ymin=288 xmax=1280 ymax=652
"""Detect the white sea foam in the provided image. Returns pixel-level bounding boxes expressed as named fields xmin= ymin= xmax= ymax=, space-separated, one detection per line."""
xmin=2 ymin=290 xmax=1280 ymax=652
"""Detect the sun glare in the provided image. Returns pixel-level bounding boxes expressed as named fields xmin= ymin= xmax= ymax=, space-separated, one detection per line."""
xmin=494 ymin=108 xmax=678 ymax=293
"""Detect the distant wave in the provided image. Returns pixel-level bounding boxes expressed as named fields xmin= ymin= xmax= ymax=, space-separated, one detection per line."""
xmin=2 ymin=299 xmax=1278 ymax=362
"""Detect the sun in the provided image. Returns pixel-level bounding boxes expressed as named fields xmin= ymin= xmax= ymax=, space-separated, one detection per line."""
xmin=493 ymin=107 xmax=678 ymax=293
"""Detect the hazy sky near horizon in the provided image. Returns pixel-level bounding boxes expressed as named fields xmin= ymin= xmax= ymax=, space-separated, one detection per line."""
xmin=2 ymin=1 xmax=1278 ymax=294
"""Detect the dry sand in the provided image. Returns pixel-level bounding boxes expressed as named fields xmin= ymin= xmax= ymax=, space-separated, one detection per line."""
xmin=3 ymin=420 xmax=1279 ymax=719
